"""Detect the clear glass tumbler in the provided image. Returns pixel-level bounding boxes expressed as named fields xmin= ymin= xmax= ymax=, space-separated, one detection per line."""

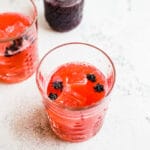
xmin=0 ymin=0 xmax=38 ymax=83
xmin=36 ymin=42 xmax=116 ymax=142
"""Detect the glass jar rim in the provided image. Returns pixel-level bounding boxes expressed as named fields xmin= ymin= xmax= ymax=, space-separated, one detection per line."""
xmin=45 ymin=0 xmax=84 ymax=7
xmin=36 ymin=42 xmax=116 ymax=111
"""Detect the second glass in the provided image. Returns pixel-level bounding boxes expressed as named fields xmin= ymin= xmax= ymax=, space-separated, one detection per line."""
xmin=0 ymin=0 xmax=38 ymax=83
xmin=36 ymin=42 xmax=116 ymax=142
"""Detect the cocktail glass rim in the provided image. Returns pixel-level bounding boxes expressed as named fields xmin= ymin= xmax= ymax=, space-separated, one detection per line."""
xmin=36 ymin=42 xmax=116 ymax=111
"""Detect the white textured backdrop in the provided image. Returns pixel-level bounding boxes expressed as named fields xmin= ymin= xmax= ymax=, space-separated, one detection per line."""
xmin=0 ymin=0 xmax=150 ymax=149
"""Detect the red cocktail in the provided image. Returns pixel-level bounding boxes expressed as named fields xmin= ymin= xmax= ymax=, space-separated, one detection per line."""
xmin=36 ymin=43 xmax=115 ymax=142
xmin=0 ymin=0 xmax=38 ymax=83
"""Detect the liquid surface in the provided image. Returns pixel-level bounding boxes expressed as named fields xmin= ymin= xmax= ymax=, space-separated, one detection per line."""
xmin=47 ymin=63 xmax=106 ymax=108
xmin=0 ymin=13 xmax=30 ymax=39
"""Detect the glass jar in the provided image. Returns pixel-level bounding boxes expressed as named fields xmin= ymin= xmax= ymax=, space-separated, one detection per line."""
xmin=44 ymin=0 xmax=84 ymax=32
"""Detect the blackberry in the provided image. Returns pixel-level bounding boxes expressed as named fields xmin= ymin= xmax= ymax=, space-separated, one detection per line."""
xmin=86 ymin=74 xmax=96 ymax=82
xmin=94 ymin=83 xmax=104 ymax=92
xmin=53 ymin=81 xmax=63 ymax=90
xmin=4 ymin=37 xmax=23 ymax=57
xmin=48 ymin=93 xmax=58 ymax=100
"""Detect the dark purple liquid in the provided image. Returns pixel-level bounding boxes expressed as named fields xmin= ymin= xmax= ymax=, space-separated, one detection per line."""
xmin=44 ymin=0 xmax=84 ymax=32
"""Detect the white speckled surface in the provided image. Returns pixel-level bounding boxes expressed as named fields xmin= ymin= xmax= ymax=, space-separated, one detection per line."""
xmin=0 ymin=0 xmax=150 ymax=149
